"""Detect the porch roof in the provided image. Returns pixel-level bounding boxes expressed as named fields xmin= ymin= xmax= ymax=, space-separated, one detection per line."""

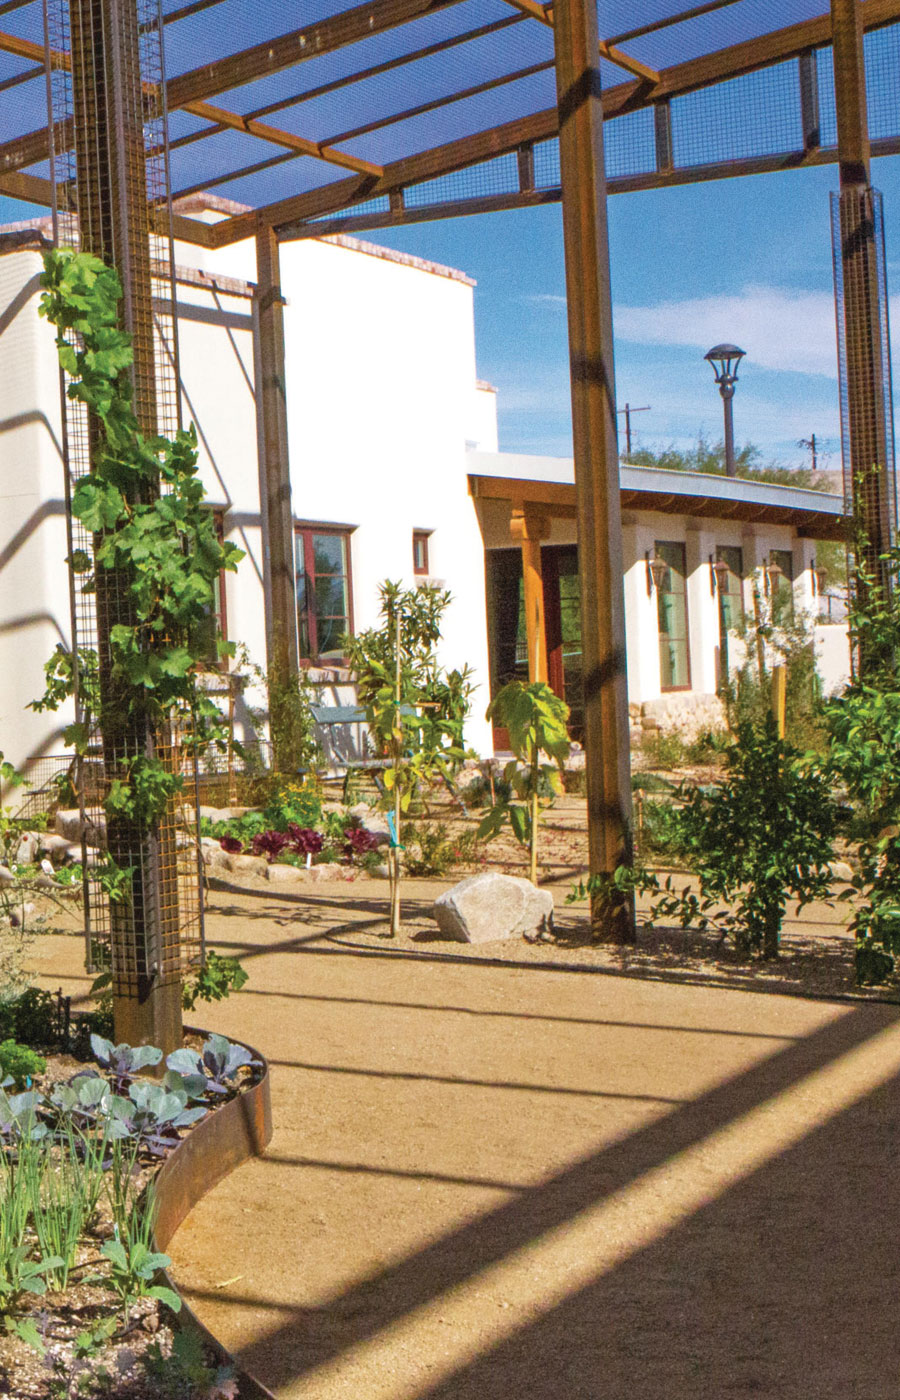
xmin=467 ymin=453 xmax=848 ymax=540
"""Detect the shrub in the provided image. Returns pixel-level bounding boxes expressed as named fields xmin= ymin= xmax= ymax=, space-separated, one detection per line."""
xmin=182 ymin=952 xmax=248 ymax=1011
xmin=262 ymin=775 xmax=323 ymax=832
xmin=641 ymin=730 xmax=687 ymax=770
xmin=0 ymin=1040 xmax=46 ymax=1089
xmin=573 ymin=715 xmax=835 ymax=959
xmin=0 ymin=988 xmax=61 ymax=1047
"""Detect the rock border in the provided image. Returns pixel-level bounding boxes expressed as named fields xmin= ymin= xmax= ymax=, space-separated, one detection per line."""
xmin=154 ymin=1029 xmax=275 ymax=1400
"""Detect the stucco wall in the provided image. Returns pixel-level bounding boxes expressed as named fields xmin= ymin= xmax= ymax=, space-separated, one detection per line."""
xmin=0 ymin=247 xmax=72 ymax=775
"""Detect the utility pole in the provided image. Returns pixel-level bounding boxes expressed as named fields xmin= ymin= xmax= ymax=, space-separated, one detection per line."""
xmin=616 ymin=403 xmax=650 ymax=458
xmin=799 ymin=433 xmax=818 ymax=472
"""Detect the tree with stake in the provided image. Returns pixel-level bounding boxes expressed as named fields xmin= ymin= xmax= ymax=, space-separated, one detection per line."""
xmin=346 ymin=582 xmax=473 ymax=935
xmin=479 ymin=681 xmax=570 ymax=885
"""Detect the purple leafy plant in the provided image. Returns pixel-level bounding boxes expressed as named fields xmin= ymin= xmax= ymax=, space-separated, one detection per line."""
xmin=218 ymin=835 xmax=243 ymax=854
xmin=251 ymin=829 xmax=291 ymax=863
xmin=287 ymin=826 xmax=323 ymax=856
xmin=344 ymin=827 xmax=380 ymax=860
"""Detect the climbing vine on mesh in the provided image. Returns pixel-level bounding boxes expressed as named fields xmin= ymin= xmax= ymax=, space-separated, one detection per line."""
xmin=39 ymin=248 xmax=243 ymax=828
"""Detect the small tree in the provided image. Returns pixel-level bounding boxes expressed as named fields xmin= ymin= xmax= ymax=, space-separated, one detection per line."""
xmin=345 ymin=582 xmax=474 ymax=934
xmin=572 ymin=716 xmax=835 ymax=959
xmin=479 ymin=681 xmax=570 ymax=885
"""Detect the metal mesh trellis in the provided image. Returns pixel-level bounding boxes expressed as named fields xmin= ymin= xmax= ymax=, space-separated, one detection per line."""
xmin=42 ymin=0 xmax=204 ymax=994
xmin=831 ymin=185 xmax=897 ymax=544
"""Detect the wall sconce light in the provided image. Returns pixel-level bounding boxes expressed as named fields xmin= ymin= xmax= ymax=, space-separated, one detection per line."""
xmin=764 ymin=555 xmax=783 ymax=595
xmin=711 ymin=556 xmax=730 ymax=597
xmin=812 ymin=560 xmax=827 ymax=596
xmin=646 ymin=550 xmax=667 ymax=596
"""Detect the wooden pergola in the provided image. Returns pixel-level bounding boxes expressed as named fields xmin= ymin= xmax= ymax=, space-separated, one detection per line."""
xmin=0 ymin=0 xmax=894 ymax=977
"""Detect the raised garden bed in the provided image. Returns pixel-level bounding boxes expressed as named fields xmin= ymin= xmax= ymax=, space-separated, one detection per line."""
xmin=0 ymin=1029 xmax=272 ymax=1399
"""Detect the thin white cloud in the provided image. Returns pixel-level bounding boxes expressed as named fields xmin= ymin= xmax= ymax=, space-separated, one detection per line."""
xmin=614 ymin=284 xmax=843 ymax=378
xmin=522 ymin=293 xmax=568 ymax=308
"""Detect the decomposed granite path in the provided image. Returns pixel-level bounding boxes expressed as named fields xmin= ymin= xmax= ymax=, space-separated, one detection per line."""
xmin=29 ymin=879 xmax=900 ymax=1399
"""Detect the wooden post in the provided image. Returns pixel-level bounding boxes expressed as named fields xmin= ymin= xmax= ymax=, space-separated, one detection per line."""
xmin=831 ymin=0 xmax=895 ymax=662
xmin=554 ymin=0 xmax=634 ymax=942
xmin=255 ymin=228 xmax=300 ymax=769
xmin=390 ymin=608 xmax=402 ymax=937
xmin=71 ymin=0 xmax=182 ymax=1053
xmin=511 ymin=506 xmax=549 ymax=684
xmin=771 ymin=664 xmax=787 ymax=738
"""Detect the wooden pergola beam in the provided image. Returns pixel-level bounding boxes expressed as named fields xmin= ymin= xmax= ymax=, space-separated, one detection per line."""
xmin=4 ymin=0 xmax=900 ymax=243
xmin=183 ymin=99 xmax=383 ymax=178
xmin=499 ymin=0 xmax=661 ymax=84
xmin=204 ymin=0 xmax=900 ymax=244
xmin=166 ymin=0 xmax=467 ymax=109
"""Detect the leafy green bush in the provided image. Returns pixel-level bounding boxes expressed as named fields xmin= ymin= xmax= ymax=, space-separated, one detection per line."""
xmin=0 ymin=1039 xmax=46 ymax=1088
xmin=401 ymin=822 xmax=482 ymax=876
xmin=685 ymin=730 xmax=730 ymax=764
xmin=262 ymin=774 xmax=323 ymax=832
xmin=641 ymin=730 xmax=687 ymax=770
xmin=634 ymin=797 xmax=687 ymax=863
xmin=824 ymin=530 xmax=900 ymax=982
xmin=574 ymin=716 xmax=835 ymax=959
xmin=0 ymin=988 xmax=61 ymax=1047
xmin=182 ymin=952 xmax=248 ymax=1011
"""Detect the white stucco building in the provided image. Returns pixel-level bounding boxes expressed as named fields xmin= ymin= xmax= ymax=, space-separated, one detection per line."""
xmin=0 ymin=198 xmax=849 ymax=774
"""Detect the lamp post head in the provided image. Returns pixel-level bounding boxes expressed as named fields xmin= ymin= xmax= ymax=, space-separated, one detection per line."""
xmin=704 ymin=343 xmax=746 ymax=398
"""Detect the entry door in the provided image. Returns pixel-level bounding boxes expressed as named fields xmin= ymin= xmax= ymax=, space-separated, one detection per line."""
xmin=543 ymin=544 xmax=584 ymax=741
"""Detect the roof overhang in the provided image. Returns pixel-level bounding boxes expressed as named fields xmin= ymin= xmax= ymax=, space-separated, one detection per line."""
xmin=468 ymin=463 xmax=848 ymax=541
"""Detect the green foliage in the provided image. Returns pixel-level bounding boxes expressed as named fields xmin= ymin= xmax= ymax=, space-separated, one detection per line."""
xmin=825 ymin=521 xmax=900 ymax=982
xmin=345 ymin=581 xmax=475 ymax=796
xmin=38 ymin=248 xmax=244 ymax=835
xmin=28 ymin=645 xmax=102 ymax=732
xmin=575 ymin=716 xmax=835 ymax=958
xmin=401 ymin=821 xmax=481 ymax=876
xmin=673 ymin=716 xmax=835 ymax=956
xmin=182 ymin=952 xmax=248 ymax=1011
xmin=345 ymin=582 xmax=475 ymax=932
xmin=0 ymin=987 xmax=61 ymax=1047
xmin=479 ymin=681 xmax=570 ymax=884
xmin=721 ymin=570 xmax=824 ymax=745
xmin=634 ymin=797 xmax=688 ymax=863
xmin=629 ymin=434 xmax=832 ymax=489
xmin=0 ymin=1039 xmax=46 ymax=1088
xmin=640 ymin=730 xmax=687 ymax=770
xmin=95 ymin=1222 xmax=180 ymax=1321
xmin=145 ymin=1327 xmax=237 ymax=1398
xmin=262 ymin=774 xmax=323 ymax=831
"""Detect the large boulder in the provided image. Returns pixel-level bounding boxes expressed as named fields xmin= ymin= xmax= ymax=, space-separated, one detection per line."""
xmin=432 ymin=873 xmax=553 ymax=944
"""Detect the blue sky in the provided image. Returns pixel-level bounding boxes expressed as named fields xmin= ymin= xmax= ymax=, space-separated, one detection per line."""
xmin=372 ymin=155 xmax=900 ymax=470
xmin=6 ymin=152 xmax=900 ymax=471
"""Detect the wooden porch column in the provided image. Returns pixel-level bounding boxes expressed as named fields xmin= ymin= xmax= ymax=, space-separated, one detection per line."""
xmin=511 ymin=506 xmax=549 ymax=683
xmin=832 ymin=0 xmax=895 ymax=658
xmin=255 ymin=228 xmax=300 ymax=768
xmin=554 ymin=0 xmax=634 ymax=941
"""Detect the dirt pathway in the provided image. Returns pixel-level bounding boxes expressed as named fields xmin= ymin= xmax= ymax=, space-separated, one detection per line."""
xmin=103 ymin=882 xmax=900 ymax=1400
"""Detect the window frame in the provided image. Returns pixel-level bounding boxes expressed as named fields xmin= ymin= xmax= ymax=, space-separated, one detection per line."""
xmin=293 ymin=522 xmax=355 ymax=665
xmin=412 ymin=530 xmax=431 ymax=577
xmin=655 ymin=539 xmax=692 ymax=692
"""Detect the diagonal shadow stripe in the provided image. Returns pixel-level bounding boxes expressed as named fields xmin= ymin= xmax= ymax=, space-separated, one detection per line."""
xmin=228 ymin=1003 xmax=897 ymax=1391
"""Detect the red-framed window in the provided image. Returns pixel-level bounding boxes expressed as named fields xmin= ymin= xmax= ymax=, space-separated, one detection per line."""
xmin=413 ymin=530 xmax=431 ymax=576
xmin=655 ymin=540 xmax=691 ymax=691
xmin=294 ymin=525 xmax=353 ymax=662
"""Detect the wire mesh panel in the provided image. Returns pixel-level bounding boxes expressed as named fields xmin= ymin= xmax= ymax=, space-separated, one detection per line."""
xmin=831 ymin=185 xmax=897 ymax=544
xmin=42 ymin=0 xmax=203 ymax=992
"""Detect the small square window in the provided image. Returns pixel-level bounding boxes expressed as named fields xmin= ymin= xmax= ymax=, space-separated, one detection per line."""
xmin=413 ymin=531 xmax=430 ymax=576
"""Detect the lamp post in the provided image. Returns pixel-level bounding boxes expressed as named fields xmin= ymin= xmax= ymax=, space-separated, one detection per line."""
xmin=704 ymin=343 xmax=746 ymax=477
